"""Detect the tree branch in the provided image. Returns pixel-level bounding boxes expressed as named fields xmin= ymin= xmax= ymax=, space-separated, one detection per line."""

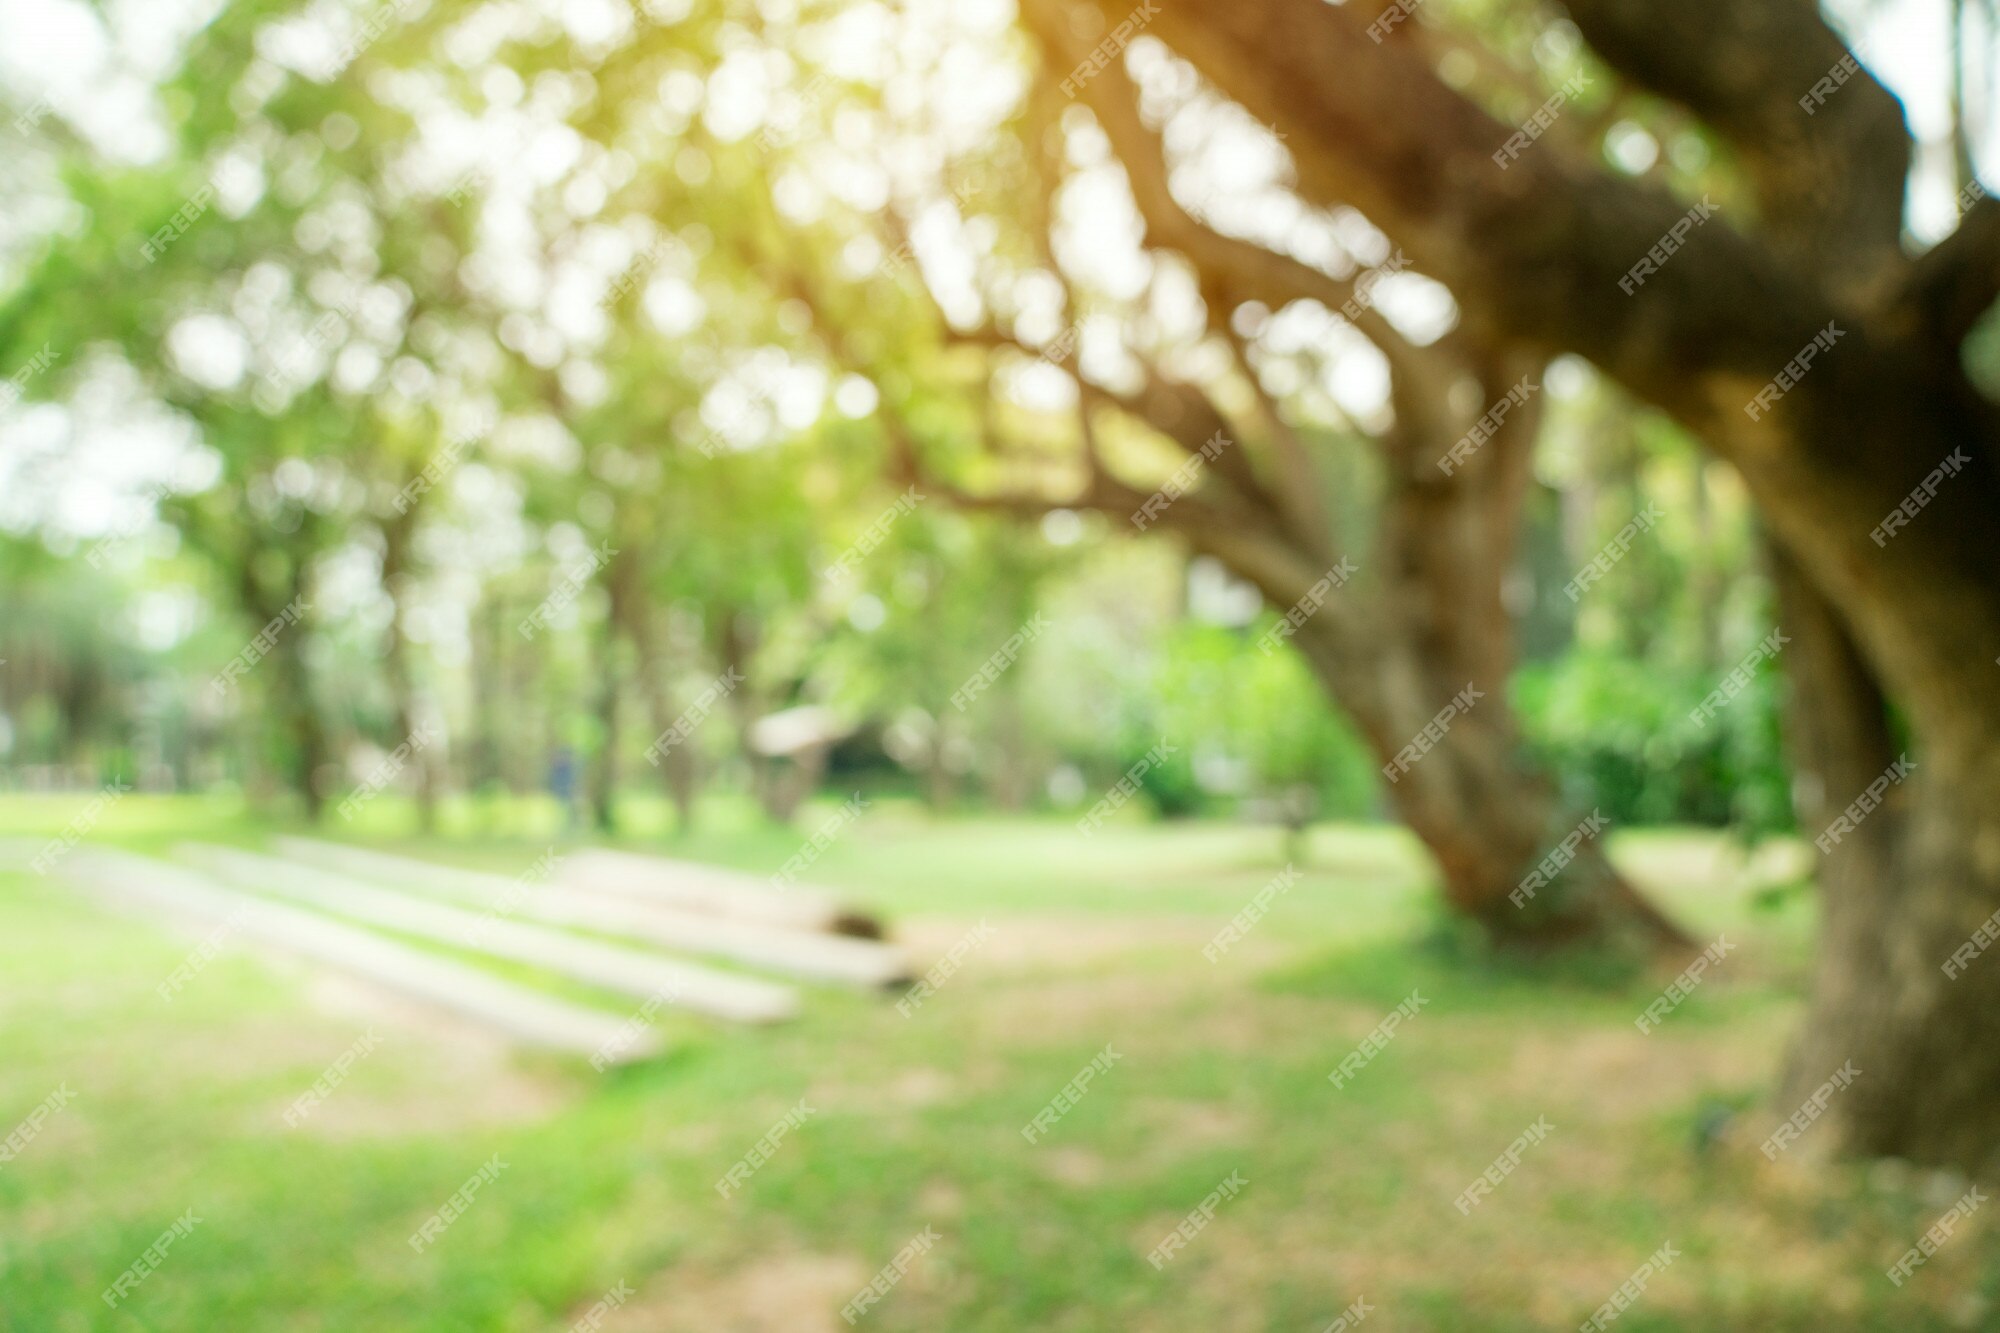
xmin=1561 ymin=0 xmax=1911 ymax=286
xmin=1023 ymin=0 xmax=1831 ymax=425
xmin=1900 ymin=191 xmax=2000 ymax=347
xmin=1024 ymin=11 xmax=1464 ymax=387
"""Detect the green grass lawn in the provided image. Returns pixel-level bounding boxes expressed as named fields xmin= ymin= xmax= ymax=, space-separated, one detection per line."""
xmin=1 ymin=794 xmax=1993 ymax=1331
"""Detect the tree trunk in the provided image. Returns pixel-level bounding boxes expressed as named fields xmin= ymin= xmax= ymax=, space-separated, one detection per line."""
xmin=621 ymin=587 xmax=700 ymax=836
xmin=468 ymin=595 xmax=504 ymax=793
xmin=504 ymin=597 xmax=542 ymax=797
xmin=985 ymin=674 xmax=1033 ymax=812
xmin=764 ymin=746 xmax=829 ymax=824
xmin=589 ymin=628 xmax=624 ymax=836
xmin=275 ymin=642 xmax=328 ymax=823
xmin=236 ymin=559 xmax=327 ymax=821
xmin=924 ymin=731 xmax=955 ymax=814
xmin=1745 ymin=371 xmax=2000 ymax=1171
xmin=714 ymin=610 xmax=790 ymax=823
xmin=898 ymin=323 xmax=1692 ymax=953
xmin=1782 ymin=751 xmax=2000 ymax=1170
xmin=1276 ymin=353 xmax=1691 ymax=955
xmin=379 ymin=509 xmax=441 ymax=832
xmin=1287 ymin=616 xmax=1686 ymax=953
xmin=1766 ymin=544 xmax=2000 ymax=1170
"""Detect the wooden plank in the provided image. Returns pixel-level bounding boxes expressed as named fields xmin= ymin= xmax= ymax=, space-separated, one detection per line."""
xmin=183 ymin=844 xmax=798 ymax=1024
xmin=557 ymin=847 xmax=882 ymax=938
xmin=63 ymin=850 xmax=661 ymax=1062
xmin=273 ymin=837 xmax=912 ymax=988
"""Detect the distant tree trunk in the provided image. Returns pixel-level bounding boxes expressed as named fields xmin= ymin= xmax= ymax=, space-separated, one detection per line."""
xmin=764 ymin=746 xmax=829 ymax=824
xmin=379 ymin=507 xmax=441 ymax=832
xmin=503 ymin=597 xmax=542 ymax=796
xmin=591 ymin=546 xmax=635 ymax=838
xmin=273 ymin=641 xmax=328 ymax=823
xmin=924 ymin=728 xmax=955 ymax=814
xmin=635 ymin=619 xmax=701 ymax=834
xmin=468 ymin=595 xmax=505 ymax=793
xmin=985 ymin=674 xmax=1033 ymax=811
xmin=589 ymin=635 xmax=623 ymax=836
xmin=985 ymin=573 xmax=1036 ymax=811
xmin=616 ymin=563 xmax=699 ymax=835
xmin=236 ymin=559 xmax=327 ymax=821
xmin=714 ymin=610 xmax=788 ymax=823
xmin=1279 ymin=791 xmax=1314 ymax=866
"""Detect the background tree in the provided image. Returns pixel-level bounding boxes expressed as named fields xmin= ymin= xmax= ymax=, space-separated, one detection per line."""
xmin=757 ymin=38 xmax=1689 ymax=947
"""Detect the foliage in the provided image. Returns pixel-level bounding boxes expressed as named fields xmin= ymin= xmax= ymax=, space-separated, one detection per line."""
xmin=1516 ymin=648 xmax=1792 ymax=837
xmin=0 ymin=0 xmax=1792 ymax=840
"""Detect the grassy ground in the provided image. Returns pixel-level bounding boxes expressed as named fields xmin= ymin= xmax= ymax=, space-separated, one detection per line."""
xmin=1 ymin=793 xmax=1994 ymax=1331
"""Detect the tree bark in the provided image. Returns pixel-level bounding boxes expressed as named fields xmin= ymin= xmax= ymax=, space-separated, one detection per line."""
xmin=1767 ymin=544 xmax=2000 ymax=1170
xmin=1788 ymin=750 xmax=2000 ymax=1171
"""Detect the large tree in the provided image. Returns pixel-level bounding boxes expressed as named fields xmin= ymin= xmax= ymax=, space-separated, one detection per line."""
xmin=742 ymin=32 xmax=1693 ymax=950
xmin=1020 ymin=0 xmax=2000 ymax=1170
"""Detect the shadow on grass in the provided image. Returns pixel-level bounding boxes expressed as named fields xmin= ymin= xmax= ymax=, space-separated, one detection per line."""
xmin=1261 ymin=913 xmax=1657 ymax=1013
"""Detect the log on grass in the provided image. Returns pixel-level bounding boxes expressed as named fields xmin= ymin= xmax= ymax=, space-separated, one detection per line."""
xmin=558 ymin=847 xmax=884 ymax=938
xmin=182 ymin=844 xmax=798 ymax=1024
xmin=273 ymin=837 xmax=911 ymax=988
xmin=63 ymin=850 xmax=661 ymax=1062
